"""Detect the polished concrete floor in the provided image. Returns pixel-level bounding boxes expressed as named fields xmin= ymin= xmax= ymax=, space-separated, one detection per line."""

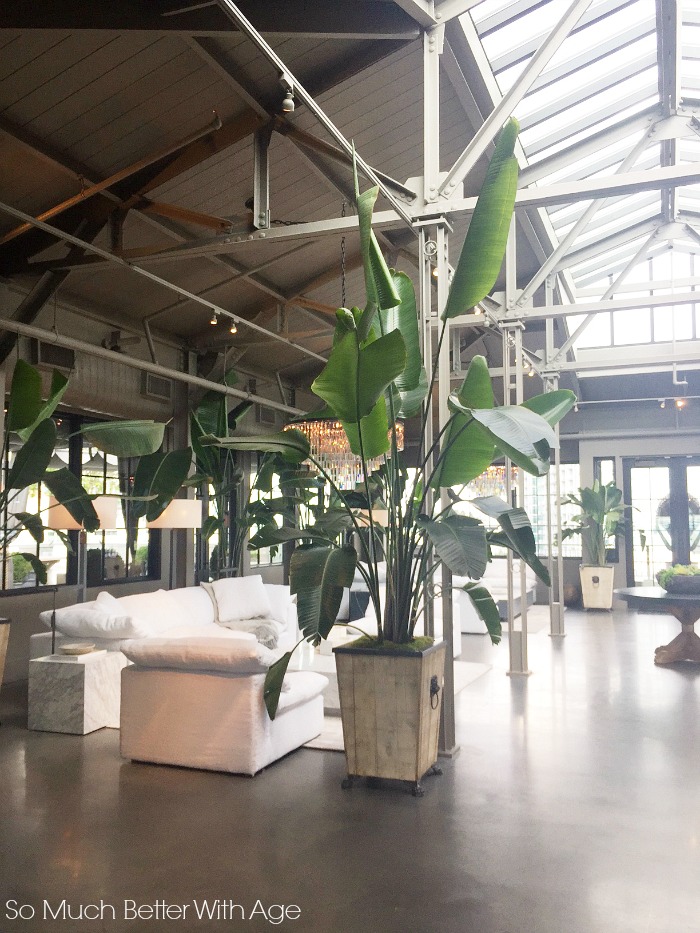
xmin=2 ymin=607 xmax=700 ymax=933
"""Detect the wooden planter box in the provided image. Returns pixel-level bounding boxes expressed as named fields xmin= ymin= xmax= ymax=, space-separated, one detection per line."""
xmin=334 ymin=640 xmax=446 ymax=795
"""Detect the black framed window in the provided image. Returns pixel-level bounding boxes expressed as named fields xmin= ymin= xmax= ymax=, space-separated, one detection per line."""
xmin=1 ymin=413 xmax=161 ymax=592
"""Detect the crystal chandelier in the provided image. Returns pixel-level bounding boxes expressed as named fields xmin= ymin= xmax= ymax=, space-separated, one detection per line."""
xmin=286 ymin=420 xmax=404 ymax=490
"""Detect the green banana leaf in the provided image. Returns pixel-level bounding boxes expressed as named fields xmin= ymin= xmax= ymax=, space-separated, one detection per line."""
xmin=131 ymin=448 xmax=193 ymax=522
xmin=43 ymin=467 xmax=100 ymax=532
xmin=199 ymin=429 xmax=310 ymax=464
xmin=342 ymin=396 xmax=390 ymax=460
xmin=264 ymin=651 xmax=294 ymax=720
xmin=443 ymin=118 xmax=519 ymax=319
xmin=7 ymin=359 xmax=43 ymax=432
xmin=191 ymin=409 xmax=223 ymax=483
xmin=194 ymin=368 xmax=239 ymax=438
xmin=14 ymin=512 xmax=45 ymax=544
xmin=79 ymin=420 xmax=165 ymax=457
xmin=19 ymin=553 xmax=48 ymax=586
xmin=290 ymin=544 xmax=357 ymax=644
xmin=6 ymin=419 xmax=56 ymax=490
xmin=354 ymin=148 xmax=401 ymax=316
xmin=461 ymin=581 xmax=502 ymax=645
xmin=417 ymin=514 xmax=488 ymax=579
xmin=471 ymin=495 xmax=550 ymax=585
xmin=311 ymin=328 xmax=406 ymax=424
xmin=383 ymin=271 xmax=421 ymax=392
xmin=433 ymin=355 xmax=496 ymax=488
xmin=464 ymin=405 xmax=557 ymax=477
xmin=394 ymin=366 xmax=429 ymax=419
xmin=521 ymin=390 xmax=577 ymax=426
xmin=17 ymin=369 xmax=69 ymax=443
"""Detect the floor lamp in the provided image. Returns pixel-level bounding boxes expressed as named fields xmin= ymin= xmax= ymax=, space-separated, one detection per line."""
xmin=147 ymin=499 xmax=201 ymax=590
xmin=45 ymin=494 xmax=120 ymax=606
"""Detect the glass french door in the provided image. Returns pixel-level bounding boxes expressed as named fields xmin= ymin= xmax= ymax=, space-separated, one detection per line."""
xmin=624 ymin=457 xmax=700 ymax=585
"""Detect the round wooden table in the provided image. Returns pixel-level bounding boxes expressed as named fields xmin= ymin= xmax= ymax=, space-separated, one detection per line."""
xmin=615 ymin=586 xmax=700 ymax=664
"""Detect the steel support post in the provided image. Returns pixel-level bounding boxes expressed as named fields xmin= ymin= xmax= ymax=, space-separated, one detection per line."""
xmin=423 ymin=25 xmax=443 ymax=202
xmin=545 ymin=309 xmax=566 ymax=637
xmin=419 ymin=228 xmax=435 ymax=641
xmin=436 ymin=223 xmax=457 ymax=755
xmin=503 ymin=223 xmax=530 ymax=675
xmin=253 ymin=125 xmax=272 ymax=230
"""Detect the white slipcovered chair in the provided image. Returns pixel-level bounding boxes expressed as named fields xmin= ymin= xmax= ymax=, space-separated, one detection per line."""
xmin=119 ymin=637 xmax=327 ymax=776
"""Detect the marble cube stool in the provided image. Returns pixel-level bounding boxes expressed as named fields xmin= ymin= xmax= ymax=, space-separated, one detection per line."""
xmin=29 ymin=651 xmax=127 ymax=734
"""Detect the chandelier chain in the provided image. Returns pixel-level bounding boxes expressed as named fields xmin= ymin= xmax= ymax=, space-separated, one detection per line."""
xmin=341 ymin=200 xmax=347 ymax=308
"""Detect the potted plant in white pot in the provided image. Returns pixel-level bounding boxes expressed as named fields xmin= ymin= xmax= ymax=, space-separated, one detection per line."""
xmin=201 ymin=119 xmax=575 ymax=794
xmin=561 ymin=480 xmax=627 ymax=610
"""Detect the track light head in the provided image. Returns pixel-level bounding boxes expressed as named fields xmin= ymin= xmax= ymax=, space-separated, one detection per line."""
xmin=280 ymin=73 xmax=295 ymax=113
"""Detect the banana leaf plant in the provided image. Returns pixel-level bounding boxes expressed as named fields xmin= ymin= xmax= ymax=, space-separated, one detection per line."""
xmin=189 ymin=369 xmax=255 ymax=578
xmin=200 ymin=119 xmax=576 ymax=718
xmin=2 ymin=359 xmax=176 ymax=585
xmin=560 ymin=480 xmax=628 ymax=566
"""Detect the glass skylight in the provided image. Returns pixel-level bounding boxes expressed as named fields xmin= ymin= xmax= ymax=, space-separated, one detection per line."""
xmin=468 ymin=0 xmax=700 ymax=357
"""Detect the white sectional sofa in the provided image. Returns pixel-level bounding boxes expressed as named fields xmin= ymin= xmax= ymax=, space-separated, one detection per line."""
xmin=29 ymin=577 xmax=329 ymax=772
xmin=32 ymin=578 xmax=300 ymax=658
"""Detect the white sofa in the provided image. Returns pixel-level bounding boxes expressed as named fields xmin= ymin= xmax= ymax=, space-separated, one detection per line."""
xmin=119 ymin=638 xmax=326 ymax=776
xmin=454 ymin=559 xmax=538 ymax=634
xmin=30 ymin=578 xmax=306 ymax=733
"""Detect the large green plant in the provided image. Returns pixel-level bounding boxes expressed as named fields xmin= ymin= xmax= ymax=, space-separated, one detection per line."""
xmin=189 ymin=370 xmax=254 ymax=578
xmin=560 ymin=480 xmax=627 ymax=567
xmin=2 ymin=359 xmax=177 ymax=584
xmin=201 ymin=119 xmax=576 ymax=718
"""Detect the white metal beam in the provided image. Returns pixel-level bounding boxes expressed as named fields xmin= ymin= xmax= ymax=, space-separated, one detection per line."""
xmin=489 ymin=0 xmax=641 ymax=73
xmin=503 ymin=289 xmax=700 ymax=322
xmin=74 ymin=164 xmax=700 ymax=267
xmin=436 ymin=0 xmax=593 ymax=198
xmin=518 ymin=108 xmax=659 ymax=185
xmin=526 ymin=82 xmax=658 ymax=157
xmin=519 ymin=53 xmax=657 ymax=133
xmin=517 ymin=127 xmax=655 ymax=305
xmin=393 ymin=0 xmax=437 ymax=28
xmin=553 ymin=229 xmax=659 ymax=358
xmin=434 ymin=0 xmax=483 ymax=22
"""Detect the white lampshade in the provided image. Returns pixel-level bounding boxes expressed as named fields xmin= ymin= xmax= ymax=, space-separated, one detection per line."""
xmin=92 ymin=496 xmax=120 ymax=530
xmin=146 ymin=499 xmax=201 ymax=530
xmin=45 ymin=495 xmax=119 ymax=531
xmin=45 ymin=497 xmax=81 ymax=531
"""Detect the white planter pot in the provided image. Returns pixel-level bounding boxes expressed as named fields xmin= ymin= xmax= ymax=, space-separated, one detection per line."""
xmin=579 ymin=565 xmax=615 ymax=610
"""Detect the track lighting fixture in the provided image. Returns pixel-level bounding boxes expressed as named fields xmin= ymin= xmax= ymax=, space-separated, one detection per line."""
xmin=229 ymin=322 xmax=238 ymax=335
xmin=210 ymin=313 xmax=218 ymax=325
xmin=280 ymin=73 xmax=294 ymax=113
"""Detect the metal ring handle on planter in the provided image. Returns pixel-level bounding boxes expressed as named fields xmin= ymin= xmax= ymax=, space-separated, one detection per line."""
xmin=430 ymin=675 xmax=441 ymax=710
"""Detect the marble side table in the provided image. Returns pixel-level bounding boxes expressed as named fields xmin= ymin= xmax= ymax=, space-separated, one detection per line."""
xmin=28 ymin=651 xmax=124 ymax=734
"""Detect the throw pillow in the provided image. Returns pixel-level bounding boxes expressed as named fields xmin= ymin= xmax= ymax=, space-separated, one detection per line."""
xmin=204 ymin=575 xmax=273 ymax=624
xmin=121 ymin=636 xmax=279 ymax=673
xmin=264 ymin=583 xmax=294 ymax=625
xmin=39 ymin=598 xmax=153 ymax=640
